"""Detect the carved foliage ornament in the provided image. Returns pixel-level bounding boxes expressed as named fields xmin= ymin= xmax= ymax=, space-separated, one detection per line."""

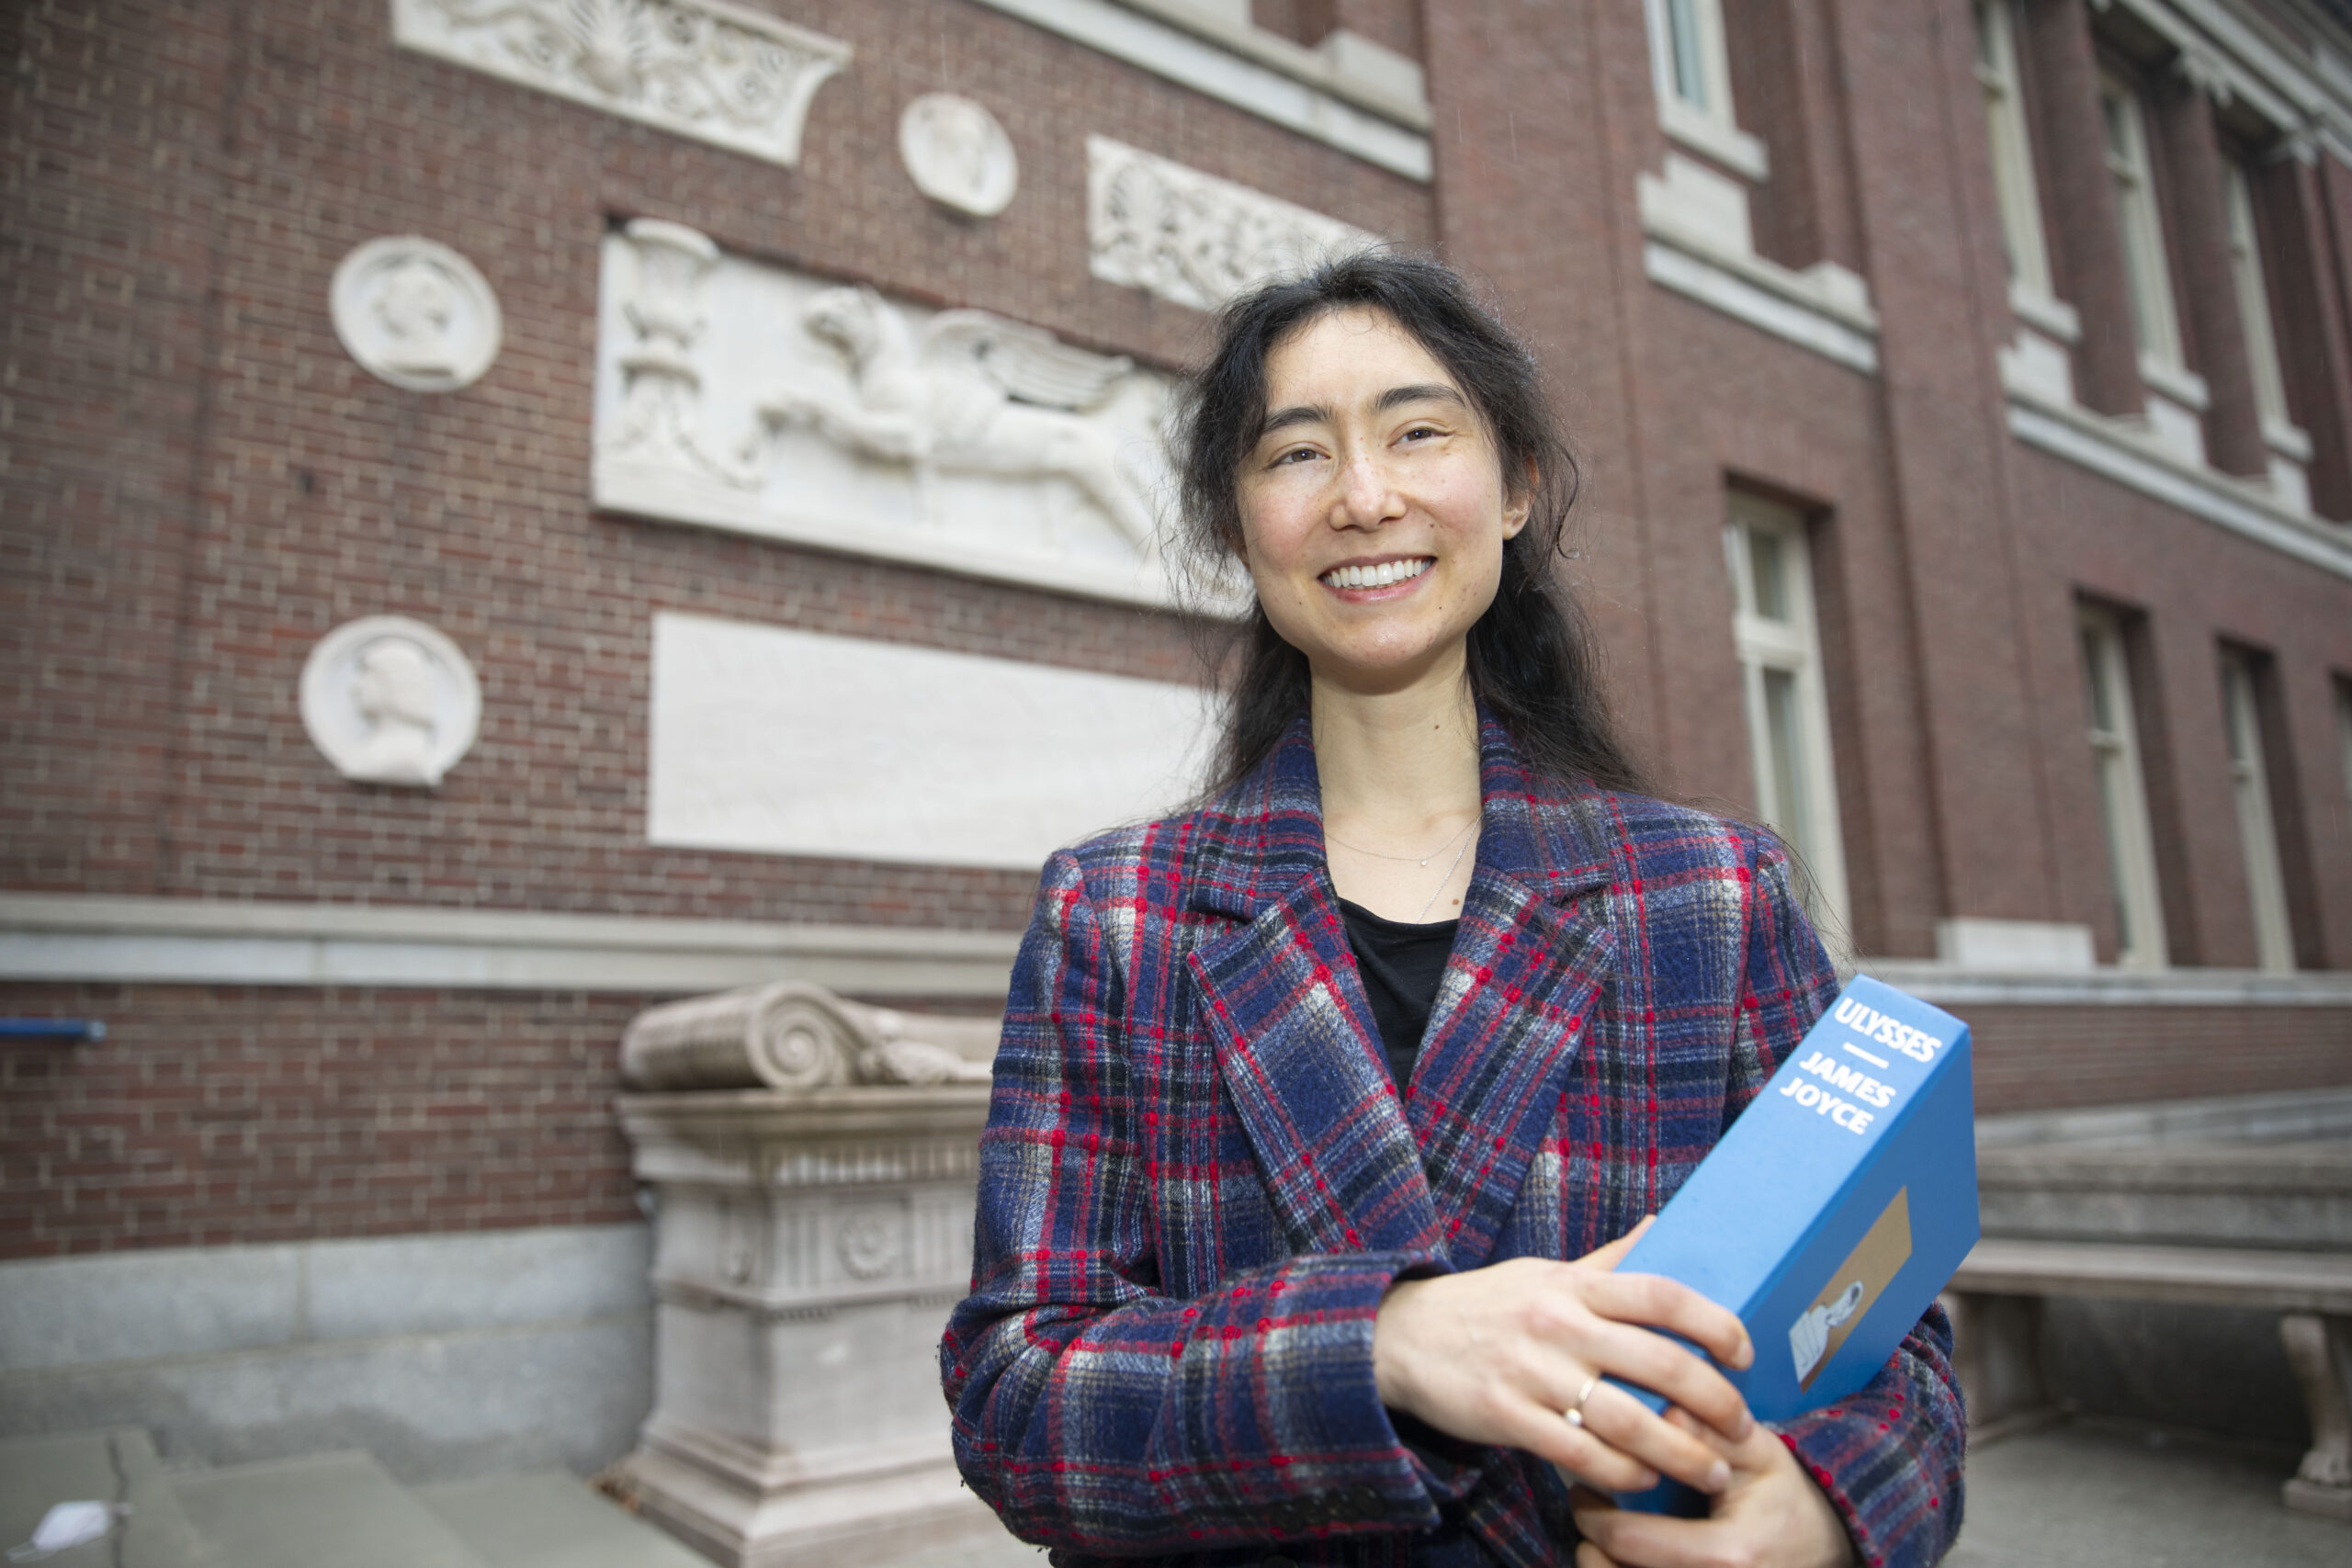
xmin=1087 ymin=135 xmax=1382 ymax=311
xmin=332 ymin=236 xmax=503 ymax=393
xmin=300 ymin=616 xmax=483 ymax=788
xmin=390 ymin=0 xmax=850 ymax=167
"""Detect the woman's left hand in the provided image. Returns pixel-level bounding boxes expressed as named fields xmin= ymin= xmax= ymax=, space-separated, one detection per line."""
xmin=1567 ymin=1407 xmax=1855 ymax=1568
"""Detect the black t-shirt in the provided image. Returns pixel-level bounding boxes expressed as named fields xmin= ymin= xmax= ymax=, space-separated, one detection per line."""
xmin=1338 ymin=897 xmax=1460 ymax=1092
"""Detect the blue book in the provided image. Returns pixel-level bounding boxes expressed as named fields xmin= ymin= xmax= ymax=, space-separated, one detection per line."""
xmin=1607 ymin=975 xmax=1978 ymax=1516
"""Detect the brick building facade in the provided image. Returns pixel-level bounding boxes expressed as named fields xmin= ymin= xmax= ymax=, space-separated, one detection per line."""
xmin=4 ymin=0 xmax=2350 ymax=1477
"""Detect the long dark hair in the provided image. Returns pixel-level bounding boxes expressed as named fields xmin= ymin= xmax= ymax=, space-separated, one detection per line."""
xmin=1171 ymin=251 xmax=1650 ymax=797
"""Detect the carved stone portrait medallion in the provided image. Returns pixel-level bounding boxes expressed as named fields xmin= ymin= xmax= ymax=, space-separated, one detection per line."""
xmin=899 ymin=93 xmax=1018 ymax=218
xmin=330 ymin=236 xmax=503 ymax=392
xmin=300 ymin=615 xmax=482 ymax=788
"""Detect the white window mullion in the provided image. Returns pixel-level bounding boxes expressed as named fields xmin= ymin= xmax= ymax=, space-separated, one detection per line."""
xmin=2078 ymin=606 xmax=2167 ymax=968
xmin=2220 ymin=650 xmax=2295 ymax=972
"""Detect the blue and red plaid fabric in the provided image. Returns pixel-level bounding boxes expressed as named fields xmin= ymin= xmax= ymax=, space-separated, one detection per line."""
xmin=942 ymin=716 xmax=1964 ymax=1567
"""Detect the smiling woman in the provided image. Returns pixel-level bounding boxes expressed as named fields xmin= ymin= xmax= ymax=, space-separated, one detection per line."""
xmin=941 ymin=254 xmax=1966 ymax=1568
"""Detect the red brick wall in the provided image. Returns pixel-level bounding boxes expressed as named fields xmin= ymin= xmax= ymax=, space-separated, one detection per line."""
xmin=0 ymin=982 xmax=646 ymax=1258
xmin=2012 ymin=445 xmax=2352 ymax=970
xmin=8 ymin=0 xmax=2352 ymax=1259
xmin=1969 ymin=1002 xmax=2352 ymax=1115
xmin=1 ymin=0 xmax=1431 ymax=926
xmin=6 ymin=976 xmax=2344 ymax=1261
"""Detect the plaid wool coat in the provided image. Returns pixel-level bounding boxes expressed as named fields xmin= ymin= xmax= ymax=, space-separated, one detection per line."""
xmin=942 ymin=716 xmax=1964 ymax=1568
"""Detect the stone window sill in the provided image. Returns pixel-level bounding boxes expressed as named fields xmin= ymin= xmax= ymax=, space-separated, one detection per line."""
xmin=2009 ymin=284 xmax=2082 ymax=344
xmin=1659 ymin=96 xmax=1770 ymax=181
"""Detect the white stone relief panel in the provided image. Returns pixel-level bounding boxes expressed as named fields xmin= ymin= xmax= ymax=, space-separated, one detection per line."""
xmin=899 ymin=93 xmax=1018 ymax=217
xmin=595 ymin=219 xmax=1185 ymax=606
xmin=1086 ymin=135 xmax=1381 ymax=310
xmin=390 ymin=0 xmax=849 ymax=167
xmin=300 ymin=616 xmax=483 ymax=788
xmin=648 ymin=614 xmax=1211 ymax=869
xmin=331 ymin=236 xmax=503 ymax=393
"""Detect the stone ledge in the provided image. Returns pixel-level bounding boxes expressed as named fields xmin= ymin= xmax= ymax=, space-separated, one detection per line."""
xmin=965 ymin=0 xmax=1431 ymax=178
xmin=2007 ymin=395 xmax=2352 ymax=581
xmin=1642 ymin=240 xmax=1880 ymax=375
xmin=0 ymin=893 xmax=1022 ymax=999
xmin=1866 ymin=960 xmax=2352 ymax=1008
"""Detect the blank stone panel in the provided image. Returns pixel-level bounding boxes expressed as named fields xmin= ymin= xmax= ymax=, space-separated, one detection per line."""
xmin=646 ymin=613 xmax=1212 ymax=869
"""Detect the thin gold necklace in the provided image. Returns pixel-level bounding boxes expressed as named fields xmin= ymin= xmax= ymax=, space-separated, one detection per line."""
xmin=1324 ymin=815 xmax=1476 ymax=867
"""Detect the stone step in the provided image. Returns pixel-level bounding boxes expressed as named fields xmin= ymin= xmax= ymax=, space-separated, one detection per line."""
xmin=0 ymin=1427 xmax=215 ymax=1568
xmin=414 ymin=1472 xmax=718 ymax=1568
xmin=169 ymin=1451 xmax=492 ymax=1568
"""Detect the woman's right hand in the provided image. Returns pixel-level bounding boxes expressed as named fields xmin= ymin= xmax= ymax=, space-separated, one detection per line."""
xmin=1370 ymin=1220 xmax=1758 ymax=1497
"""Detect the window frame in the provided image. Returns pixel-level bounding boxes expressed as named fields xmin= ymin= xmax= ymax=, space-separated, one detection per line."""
xmin=1974 ymin=0 xmax=2056 ymax=301
xmin=1647 ymin=0 xmax=1736 ymax=128
xmin=1641 ymin=0 xmax=1767 ymax=179
xmin=1724 ymin=491 xmax=1851 ymax=939
xmin=2078 ymin=603 xmax=2168 ymax=969
xmin=2222 ymin=159 xmax=2294 ymax=434
xmin=2339 ymin=676 xmax=2352 ymax=808
xmin=2098 ymin=70 xmax=2188 ymax=372
xmin=2219 ymin=647 xmax=2296 ymax=972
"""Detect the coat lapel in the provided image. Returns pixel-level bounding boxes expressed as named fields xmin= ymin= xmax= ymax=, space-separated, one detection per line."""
xmin=1403 ymin=724 xmax=1620 ymax=1267
xmin=1188 ymin=872 xmax=1448 ymax=1258
xmin=1181 ymin=716 xmax=1628 ymax=1271
xmin=1184 ymin=721 xmax=1445 ymax=1258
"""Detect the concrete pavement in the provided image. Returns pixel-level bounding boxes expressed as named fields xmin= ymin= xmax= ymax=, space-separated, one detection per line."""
xmin=874 ymin=1416 xmax=2345 ymax=1567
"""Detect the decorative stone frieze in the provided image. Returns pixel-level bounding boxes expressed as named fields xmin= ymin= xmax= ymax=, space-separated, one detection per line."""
xmin=390 ymin=0 xmax=849 ymax=168
xmin=299 ymin=615 xmax=482 ymax=788
xmin=614 ymin=983 xmax=1001 ymax=1567
xmin=330 ymin=236 xmax=503 ymax=393
xmin=1085 ymin=135 xmax=1380 ymax=310
xmin=899 ymin=93 xmax=1018 ymax=218
xmin=594 ymin=219 xmax=1185 ymax=605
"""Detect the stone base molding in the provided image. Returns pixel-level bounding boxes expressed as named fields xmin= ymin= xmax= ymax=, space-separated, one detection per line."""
xmin=0 ymin=1225 xmax=654 ymax=1481
xmin=615 ymin=987 xmax=1005 ymax=1566
xmin=623 ymin=1428 xmax=994 ymax=1568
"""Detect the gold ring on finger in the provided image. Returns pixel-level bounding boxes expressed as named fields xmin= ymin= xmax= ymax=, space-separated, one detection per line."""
xmin=1565 ymin=1372 xmax=1603 ymax=1428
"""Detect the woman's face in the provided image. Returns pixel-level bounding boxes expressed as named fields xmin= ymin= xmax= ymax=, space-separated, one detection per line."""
xmin=1235 ymin=307 xmax=1527 ymax=692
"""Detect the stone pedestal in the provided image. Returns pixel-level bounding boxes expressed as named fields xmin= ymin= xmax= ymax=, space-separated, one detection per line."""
xmin=2281 ymin=1313 xmax=2352 ymax=1522
xmin=613 ymin=984 xmax=1005 ymax=1567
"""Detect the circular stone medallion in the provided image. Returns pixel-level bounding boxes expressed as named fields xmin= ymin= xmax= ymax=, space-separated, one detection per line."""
xmin=330 ymin=236 xmax=503 ymax=392
xmin=899 ymin=94 xmax=1019 ymax=218
xmin=837 ymin=1209 xmax=903 ymax=1280
xmin=300 ymin=615 xmax=483 ymax=789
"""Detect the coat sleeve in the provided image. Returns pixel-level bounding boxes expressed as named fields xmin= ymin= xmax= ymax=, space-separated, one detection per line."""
xmin=939 ymin=850 xmax=1460 ymax=1555
xmin=1732 ymin=838 xmax=1966 ymax=1568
